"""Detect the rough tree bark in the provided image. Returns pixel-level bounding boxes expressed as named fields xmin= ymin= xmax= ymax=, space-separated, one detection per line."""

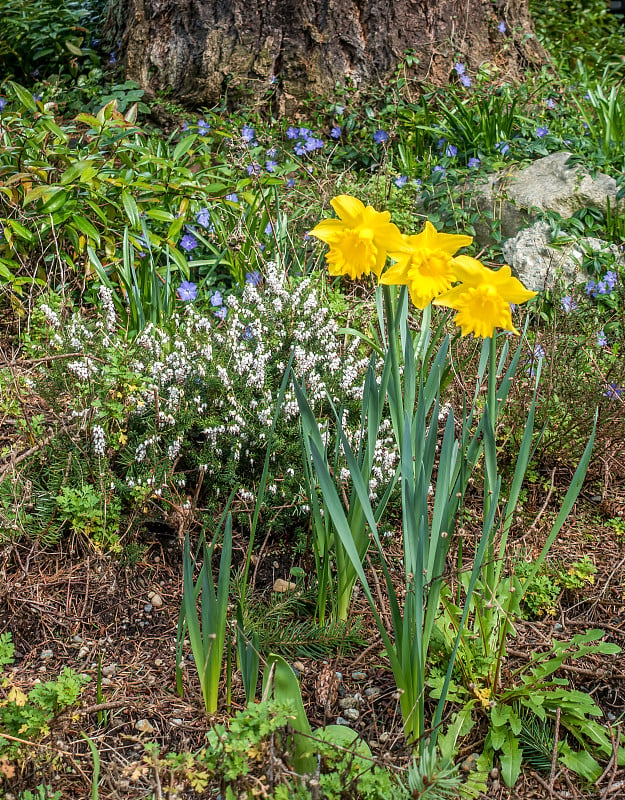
xmin=106 ymin=0 xmax=546 ymax=110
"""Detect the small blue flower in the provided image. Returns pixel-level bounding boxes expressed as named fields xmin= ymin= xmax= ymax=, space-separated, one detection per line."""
xmin=498 ymin=21 xmax=507 ymax=33
xmin=532 ymin=344 xmax=546 ymax=360
xmin=286 ymin=126 xmax=299 ymax=139
xmin=286 ymin=177 xmax=296 ymax=188
xmin=225 ymin=193 xmax=238 ymax=203
xmin=454 ymin=62 xmax=466 ymax=75
xmin=242 ymin=325 xmax=254 ymax=341
xmin=197 ymin=119 xmax=210 ymax=136
xmin=196 ymin=208 xmax=212 ymax=229
xmin=547 ymin=98 xmax=556 ymax=109
xmin=247 ymin=163 xmax=261 ymax=176
xmin=178 ymin=281 xmax=197 ymax=301
xmin=536 ymin=126 xmax=549 ymax=138
xmin=214 ymin=306 xmax=228 ymax=321
xmin=335 ymin=105 xmax=344 ymax=115
xmin=109 ymin=53 xmax=116 ymax=65
xmin=585 ymin=280 xmax=596 ymax=297
xmin=394 ymin=175 xmax=408 ymax=188
xmin=604 ymin=382 xmax=622 ymax=399
xmin=242 ymin=125 xmax=256 ymax=144
xmin=306 ymin=136 xmax=324 ymax=151
xmin=560 ymin=295 xmax=577 ymax=313
xmin=298 ymin=127 xmax=312 ymax=138
xmin=445 ymin=144 xmax=458 ymax=158
xmin=597 ymin=330 xmax=608 ymax=347
xmin=294 ymin=142 xmax=307 ymax=156
xmin=433 ymin=165 xmax=446 ymax=174
xmin=436 ymin=137 xmax=447 ymax=152
xmin=596 ymin=280 xmax=609 ymax=295
xmin=0 ymin=97 xmax=6 ymax=112
xmin=246 ymin=270 xmax=262 ymax=286
xmin=496 ymin=141 xmax=510 ymax=155
xmin=373 ymin=129 xmax=389 ymax=144
xmin=265 ymin=160 xmax=278 ymax=172
xmin=264 ymin=222 xmax=273 ymax=235
xmin=331 ymin=126 xmax=342 ymax=139
xmin=604 ymin=270 xmax=618 ymax=290
xmin=180 ymin=233 xmax=198 ymax=252
xmin=460 ymin=74 xmax=472 ymax=88
xmin=468 ymin=157 xmax=481 ymax=168
xmin=210 ymin=290 xmax=223 ymax=307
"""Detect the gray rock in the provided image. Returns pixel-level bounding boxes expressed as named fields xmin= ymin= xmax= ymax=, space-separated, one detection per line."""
xmin=342 ymin=707 xmax=360 ymax=721
xmin=502 ymin=221 xmax=624 ymax=291
xmin=339 ymin=695 xmax=359 ymax=710
xmin=351 ymin=671 xmax=367 ymax=681
xmin=471 ymin=152 xmax=621 ymax=248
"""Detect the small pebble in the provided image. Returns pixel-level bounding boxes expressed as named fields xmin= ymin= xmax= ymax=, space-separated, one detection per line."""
xmin=293 ymin=661 xmax=305 ymax=673
xmin=351 ymin=671 xmax=367 ymax=681
xmin=144 ymin=603 xmax=153 ymax=613
xmin=378 ymin=732 xmax=390 ymax=743
xmin=154 ymin=659 xmax=163 ymax=667
xmin=149 ymin=593 xmax=163 ymax=609
xmin=171 ymin=718 xmax=183 ymax=726
xmin=272 ymin=578 xmax=296 ymax=593
xmin=343 ymin=708 xmax=359 ymax=721
xmin=364 ymin=686 xmax=381 ymax=699
xmin=71 ymin=634 xmax=83 ymax=644
xmin=553 ymin=622 xmax=563 ymax=632
xmin=40 ymin=649 xmax=53 ymax=661
xmin=101 ymin=677 xmax=112 ymax=686
xmin=101 ymin=664 xmax=116 ymax=677
xmin=77 ymin=646 xmax=89 ymax=660
xmin=339 ymin=696 xmax=359 ymax=710
xmin=335 ymin=716 xmax=351 ymax=726
xmin=135 ymin=719 xmax=155 ymax=733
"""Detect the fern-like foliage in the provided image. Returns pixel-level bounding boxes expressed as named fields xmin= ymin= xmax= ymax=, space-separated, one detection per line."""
xmin=244 ymin=592 xmax=365 ymax=658
xmin=518 ymin=709 xmax=555 ymax=774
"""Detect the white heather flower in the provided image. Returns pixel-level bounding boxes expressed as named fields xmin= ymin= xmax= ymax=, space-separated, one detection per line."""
xmin=98 ymin=286 xmax=116 ymax=332
xmin=40 ymin=304 xmax=61 ymax=328
xmin=92 ymin=425 xmax=106 ymax=456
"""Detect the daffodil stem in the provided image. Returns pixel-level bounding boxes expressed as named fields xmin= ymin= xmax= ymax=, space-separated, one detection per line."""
xmin=383 ymin=284 xmax=405 ymax=438
xmin=487 ymin=334 xmax=497 ymax=434
xmin=484 ymin=334 xmax=498 ymax=603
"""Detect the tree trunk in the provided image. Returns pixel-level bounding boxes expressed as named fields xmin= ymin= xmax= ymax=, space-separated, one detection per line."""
xmin=107 ymin=0 xmax=546 ymax=110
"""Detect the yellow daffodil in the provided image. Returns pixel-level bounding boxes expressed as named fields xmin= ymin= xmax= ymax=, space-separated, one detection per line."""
xmin=433 ymin=255 xmax=537 ymax=338
xmin=308 ymin=195 xmax=405 ymax=279
xmin=380 ymin=221 xmax=473 ymax=308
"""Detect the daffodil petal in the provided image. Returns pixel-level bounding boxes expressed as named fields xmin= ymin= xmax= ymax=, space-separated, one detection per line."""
xmin=308 ymin=219 xmax=348 ymax=243
xmin=330 ymin=195 xmax=367 ymax=226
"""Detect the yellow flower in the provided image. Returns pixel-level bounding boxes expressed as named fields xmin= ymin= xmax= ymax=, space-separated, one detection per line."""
xmin=433 ymin=255 xmax=537 ymax=338
xmin=380 ymin=221 xmax=473 ymax=308
xmin=308 ymin=195 xmax=404 ymax=279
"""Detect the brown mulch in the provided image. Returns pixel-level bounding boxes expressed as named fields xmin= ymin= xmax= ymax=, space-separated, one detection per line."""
xmin=1 ymin=494 xmax=624 ymax=800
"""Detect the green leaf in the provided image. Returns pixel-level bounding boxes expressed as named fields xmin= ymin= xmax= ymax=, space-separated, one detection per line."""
xmin=500 ymin=730 xmax=522 ymax=787
xmin=60 ymin=160 xmax=98 ymax=185
xmin=262 ymin=654 xmax=315 ymax=774
xmin=559 ymin=742 xmax=602 ymax=782
xmin=9 ymin=81 xmax=37 ymax=112
xmin=6 ymin=220 xmax=34 ymax=242
xmin=72 ymin=215 xmax=100 ymax=245
xmin=173 ymin=134 xmax=197 ymax=162
xmin=121 ymin=191 xmax=141 ymax=229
